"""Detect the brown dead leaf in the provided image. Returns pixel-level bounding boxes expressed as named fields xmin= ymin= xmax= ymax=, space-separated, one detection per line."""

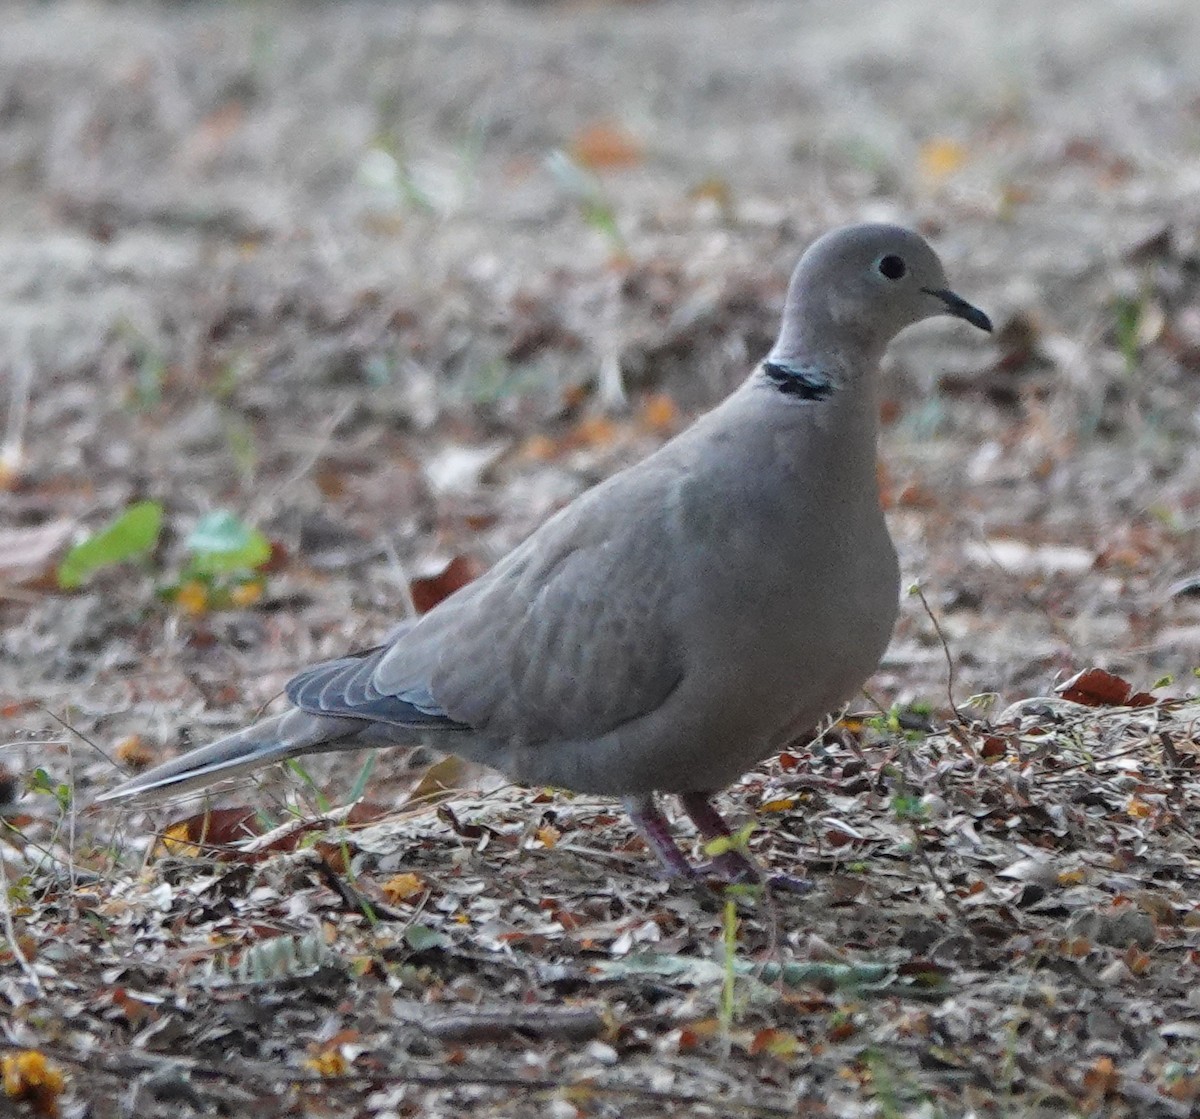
xmin=0 ymin=448 xmax=21 ymax=491
xmin=1057 ymin=667 xmax=1154 ymax=707
xmin=173 ymin=580 xmax=210 ymax=615
xmin=403 ymin=754 xmax=471 ymax=810
xmin=1123 ymin=945 xmax=1152 ymax=975
xmin=158 ymin=807 xmax=262 ymax=858
xmin=827 ymin=1016 xmax=857 ymax=1042
xmin=919 ymin=137 xmax=969 ymax=183
xmin=1164 ymin=1073 xmax=1200 ymax=1103
xmin=381 ymin=872 xmax=425 ymax=904
xmin=0 ymin=933 xmax=38 ymax=966
xmin=113 ymin=735 xmax=155 ymax=769
xmin=534 ymin=824 xmax=561 ymax=849
xmin=232 ymin=800 xmax=388 ymax=858
xmin=561 ymin=383 xmax=591 ymax=411
xmin=436 ymin=803 xmax=489 ymax=840
xmin=410 ymin=555 xmax=482 ymax=614
xmin=108 ymin=988 xmax=160 ymax=1027
xmin=568 ymin=415 xmax=619 ymax=450
xmin=1 ymin=1051 xmax=66 ymax=1117
xmin=894 ymin=481 xmax=940 ymax=509
xmin=1082 ymin=1055 xmax=1119 ymax=1096
xmin=516 ymin=433 xmax=559 ymax=462
xmin=687 ymin=177 xmax=734 ymax=218
xmin=676 ymin=1019 xmax=720 ymax=1051
xmin=304 ymin=1049 xmax=350 ymax=1077
xmin=980 ymin=734 xmax=1007 ymax=759
xmin=748 ymin=1028 xmax=802 ymax=1058
xmin=570 ymin=121 xmax=642 ymax=171
xmin=638 ymin=393 xmax=678 ymax=433
xmin=1126 ymin=797 xmax=1152 ymax=819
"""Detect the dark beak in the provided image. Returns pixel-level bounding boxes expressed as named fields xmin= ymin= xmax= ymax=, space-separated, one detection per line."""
xmin=923 ymin=288 xmax=992 ymax=333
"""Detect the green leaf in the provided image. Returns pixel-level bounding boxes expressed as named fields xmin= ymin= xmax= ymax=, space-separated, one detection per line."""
xmin=185 ymin=510 xmax=271 ymax=574
xmin=27 ymin=768 xmax=55 ymax=796
xmin=284 ymin=758 xmax=330 ymax=814
xmin=348 ymin=751 xmax=378 ymax=804
xmin=890 ymin=793 xmax=928 ymax=823
xmin=544 ymin=149 xmax=626 ymax=254
xmin=26 ymin=767 xmax=71 ymax=811
xmin=57 ymin=501 xmax=163 ymax=589
xmin=702 ymin=821 xmax=757 ymax=858
xmin=404 ymin=925 xmax=450 ymax=951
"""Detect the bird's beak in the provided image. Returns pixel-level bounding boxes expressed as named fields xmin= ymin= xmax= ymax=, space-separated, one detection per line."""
xmin=922 ymin=288 xmax=993 ymax=333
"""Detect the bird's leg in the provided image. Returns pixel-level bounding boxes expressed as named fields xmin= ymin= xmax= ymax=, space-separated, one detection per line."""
xmin=623 ymin=794 xmax=701 ymax=880
xmin=678 ymin=793 xmax=762 ymax=881
xmin=679 ymin=792 xmax=813 ymax=894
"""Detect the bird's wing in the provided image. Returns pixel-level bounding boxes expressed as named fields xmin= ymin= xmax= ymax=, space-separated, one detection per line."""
xmin=287 ymin=462 xmax=688 ymax=745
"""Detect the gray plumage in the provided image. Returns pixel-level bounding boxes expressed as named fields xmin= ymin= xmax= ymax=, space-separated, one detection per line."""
xmin=98 ymin=223 xmax=991 ymax=883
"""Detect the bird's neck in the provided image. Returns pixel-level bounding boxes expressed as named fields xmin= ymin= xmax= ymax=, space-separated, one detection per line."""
xmin=759 ymin=340 xmax=885 ymax=420
xmin=771 ymin=277 xmax=891 ymax=374
xmin=750 ymin=350 xmax=886 ymax=493
xmin=766 ymin=334 xmax=889 ymax=385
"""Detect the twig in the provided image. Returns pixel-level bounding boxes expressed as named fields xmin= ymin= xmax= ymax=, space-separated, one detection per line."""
xmin=910 ymin=582 xmax=964 ymax=723
xmin=0 ymin=818 xmax=86 ymax=882
xmin=65 ymin=733 xmax=79 ymax=907
xmin=238 ymin=800 xmax=369 ymax=854
xmin=247 ymin=400 xmax=354 ymax=524
xmin=0 ymin=851 xmax=42 ymax=996
xmin=410 ymin=1006 xmax=606 ymax=1043
xmin=1 ymin=344 xmax=34 ymax=479
xmin=909 ymin=832 xmax=970 ymax=935
xmin=38 ymin=706 xmax=121 ymax=772
xmin=379 ymin=533 xmax=418 ymax=620
xmin=1 ymin=1041 xmax=798 ymax=1117
xmin=307 ymin=852 xmax=404 ymax=923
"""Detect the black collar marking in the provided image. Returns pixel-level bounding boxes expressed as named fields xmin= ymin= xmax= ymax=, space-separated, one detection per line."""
xmin=761 ymin=361 xmax=835 ymax=400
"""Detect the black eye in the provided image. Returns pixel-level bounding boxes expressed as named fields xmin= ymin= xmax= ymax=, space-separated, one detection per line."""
xmin=877 ymin=255 xmax=906 ymax=280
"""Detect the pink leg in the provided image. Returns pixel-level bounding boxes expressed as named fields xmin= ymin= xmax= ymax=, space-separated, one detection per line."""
xmin=624 ymin=794 xmax=700 ymax=880
xmin=680 ymin=792 xmax=813 ymax=894
xmin=679 ymin=793 xmax=762 ymax=881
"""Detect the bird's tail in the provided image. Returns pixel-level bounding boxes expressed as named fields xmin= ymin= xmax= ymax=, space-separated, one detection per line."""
xmin=95 ymin=709 xmax=372 ymax=805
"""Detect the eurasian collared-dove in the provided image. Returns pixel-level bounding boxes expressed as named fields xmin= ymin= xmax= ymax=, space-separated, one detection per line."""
xmin=99 ymin=223 xmax=991 ymax=885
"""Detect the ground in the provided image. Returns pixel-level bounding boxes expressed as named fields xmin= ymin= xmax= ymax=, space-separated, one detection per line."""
xmin=4 ymin=1 xmax=1200 ymax=1116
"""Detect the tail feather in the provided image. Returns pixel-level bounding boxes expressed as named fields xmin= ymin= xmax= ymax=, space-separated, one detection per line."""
xmin=95 ymin=709 xmax=370 ymax=805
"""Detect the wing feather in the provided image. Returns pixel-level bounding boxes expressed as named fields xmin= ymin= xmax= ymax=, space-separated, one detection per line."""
xmin=286 ymin=650 xmax=468 ymax=730
xmin=374 ymin=465 xmax=686 ymax=744
xmin=284 ymin=459 xmax=689 ymax=747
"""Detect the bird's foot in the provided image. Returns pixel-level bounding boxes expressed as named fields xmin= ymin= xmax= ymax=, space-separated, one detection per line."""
xmin=761 ymin=871 xmax=816 ymax=895
xmin=680 ymin=792 xmax=813 ymax=895
xmin=649 ymin=853 xmax=813 ymax=895
xmin=625 ymin=794 xmax=811 ymax=894
xmin=697 ymin=850 xmax=814 ymax=895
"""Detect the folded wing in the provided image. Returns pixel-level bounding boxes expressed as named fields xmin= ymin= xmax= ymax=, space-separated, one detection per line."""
xmin=288 ymin=464 xmax=688 ymax=747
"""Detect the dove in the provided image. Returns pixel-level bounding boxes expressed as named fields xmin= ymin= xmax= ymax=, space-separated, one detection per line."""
xmin=98 ymin=223 xmax=991 ymax=886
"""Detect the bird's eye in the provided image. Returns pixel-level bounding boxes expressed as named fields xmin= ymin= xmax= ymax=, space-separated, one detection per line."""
xmin=877 ymin=255 xmax=906 ymax=280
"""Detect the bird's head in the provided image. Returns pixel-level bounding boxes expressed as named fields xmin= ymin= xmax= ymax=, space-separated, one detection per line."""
xmin=774 ymin=223 xmax=991 ymax=366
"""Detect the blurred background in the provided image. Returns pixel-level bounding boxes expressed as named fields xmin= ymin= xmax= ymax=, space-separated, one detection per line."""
xmin=4 ymin=0 xmax=1200 ymax=799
